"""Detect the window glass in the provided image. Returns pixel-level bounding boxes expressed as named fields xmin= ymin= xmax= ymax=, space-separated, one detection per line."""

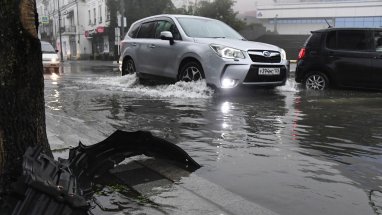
xmin=337 ymin=30 xmax=369 ymax=51
xmin=305 ymin=32 xmax=322 ymax=49
xmin=374 ymin=31 xmax=382 ymax=52
xmin=155 ymin=20 xmax=182 ymax=40
xmin=41 ymin=43 xmax=56 ymax=53
xmin=177 ymin=17 xmax=243 ymax=40
xmin=136 ymin=22 xmax=156 ymax=39
xmin=326 ymin=31 xmax=337 ymax=49
xmin=127 ymin=23 xmax=140 ymax=38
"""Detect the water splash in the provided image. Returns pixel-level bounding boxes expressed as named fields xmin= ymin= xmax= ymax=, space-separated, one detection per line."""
xmin=277 ymin=79 xmax=299 ymax=92
xmin=77 ymin=74 xmax=214 ymax=99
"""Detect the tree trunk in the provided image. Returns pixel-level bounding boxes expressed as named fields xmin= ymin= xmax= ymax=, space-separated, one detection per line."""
xmin=0 ymin=0 xmax=52 ymax=201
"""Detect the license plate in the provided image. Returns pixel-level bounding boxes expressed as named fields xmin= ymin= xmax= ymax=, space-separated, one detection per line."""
xmin=258 ymin=68 xmax=280 ymax=75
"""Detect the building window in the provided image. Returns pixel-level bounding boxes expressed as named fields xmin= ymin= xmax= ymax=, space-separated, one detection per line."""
xmin=88 ymin=10 xmax=91 ymax=25
xmin=99 ymin=5 xmax=102 ymax=23
xmin=93 ymin=8 xmax=96 ymax=25
xmin=269 ymin=18 xmax=333 ymax=25
xmin=335 ymin=17 xmax=382 ymax=28
xmin=105 ymin=5 xmax=110 ymax=21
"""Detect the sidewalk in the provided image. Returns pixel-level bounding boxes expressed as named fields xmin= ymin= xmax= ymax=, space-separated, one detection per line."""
xmin=91 ymin=157 xmax=280 ymax=215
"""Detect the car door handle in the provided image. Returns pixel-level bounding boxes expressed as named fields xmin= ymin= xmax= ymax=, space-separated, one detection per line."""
xmin=131 ymin=43 xmax=137 ymax=47
xmin=149 ymin=44 xmax=156 ymax=48
xmin=328 ymin=51 xmax=335 ymax=58
xmin=374 ymin=55 xmax=382 ymax=59
xmin=309 ymin=51 xmax=318 ymax=55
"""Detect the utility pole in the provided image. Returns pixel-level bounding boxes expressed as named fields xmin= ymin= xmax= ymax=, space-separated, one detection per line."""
xmin=274 ymin=14 xmax=278 ymax=34
xmin=120 ymin=0 xmax=125 ymax=40
xmin=58 ymin=0 xmax=64 ymax=61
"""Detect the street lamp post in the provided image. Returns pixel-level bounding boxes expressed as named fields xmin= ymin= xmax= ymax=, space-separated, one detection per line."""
xmin=274 ymin=14 xmax=278 ymax=34
xmin=57 ymin=0 xmax=64 ymax=61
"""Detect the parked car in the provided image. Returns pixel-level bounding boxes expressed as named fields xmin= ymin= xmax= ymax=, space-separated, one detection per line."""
xmin=119 ymin=15 xmax=289 ymax=89
xmin=296 ymin=27 xmax=382 ymax=90
xmin=41 ymin=41 xmax=60 ymax=73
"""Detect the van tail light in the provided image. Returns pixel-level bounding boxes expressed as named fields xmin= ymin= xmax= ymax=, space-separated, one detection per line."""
xmin=298 ymin=48 xmax=306 ymax=60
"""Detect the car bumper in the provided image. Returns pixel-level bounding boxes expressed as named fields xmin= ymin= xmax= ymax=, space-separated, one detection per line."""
xmin=203 ymin=55 xmax=289 ymax=89
xmin=43 ymin=62 xmax=60 ymax=73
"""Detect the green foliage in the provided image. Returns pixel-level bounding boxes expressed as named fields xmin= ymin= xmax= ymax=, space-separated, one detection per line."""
xmin=194 ymin=0 xmax=246 ymax=31
xmin=122 ymin=0 xmax=176 ymax=28
xmin=107 ymin=0 xmax=245 ymax=31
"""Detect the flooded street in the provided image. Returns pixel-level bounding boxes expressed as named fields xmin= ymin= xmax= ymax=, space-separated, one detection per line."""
xmin=45 ymin=61 xmax=382 ymax=215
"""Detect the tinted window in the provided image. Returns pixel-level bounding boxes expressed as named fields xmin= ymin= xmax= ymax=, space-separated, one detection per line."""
xmin=305 ymin=32 xmax=322 ymax=49
xmin=326 ymin=31 xmax=337 ymax=49
xmin=155 ymin=20 xmax=182 ymax=40
xmin=136 ymin=22 xmax=156 ymax=39
xmin=127 ymin=23 xmax=140 ymax=38
xmin=374 ymin=30 xmax=382 ymax=52
xmin=326 ymin=30 xmax=370 ymax=51
xmin=337 ymin=30 xmax=369 ymax=51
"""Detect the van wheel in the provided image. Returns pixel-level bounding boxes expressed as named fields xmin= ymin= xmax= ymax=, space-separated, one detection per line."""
xmin=304 ymin=72 xmax=329 ymax=90
xmin=179 ymin=61 xmax=204 ymax=82
xmin=122 ymin=58 xmax=136 ymax=76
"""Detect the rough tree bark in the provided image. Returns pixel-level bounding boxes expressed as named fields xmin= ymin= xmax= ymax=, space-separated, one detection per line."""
xmin=0 ymin=0 xmax=53 ymax=202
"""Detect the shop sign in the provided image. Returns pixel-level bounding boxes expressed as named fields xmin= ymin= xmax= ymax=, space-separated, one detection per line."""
xmin=96 ymin=26 xmax=105 ymax=33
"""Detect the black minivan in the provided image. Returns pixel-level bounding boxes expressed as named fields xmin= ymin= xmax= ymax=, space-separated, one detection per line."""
xmin=295 ymin=28 xmax=382 ymax=90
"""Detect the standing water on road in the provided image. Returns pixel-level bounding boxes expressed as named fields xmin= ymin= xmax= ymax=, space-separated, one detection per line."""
xmin=45 ymin=62 xmax=382 ymax=215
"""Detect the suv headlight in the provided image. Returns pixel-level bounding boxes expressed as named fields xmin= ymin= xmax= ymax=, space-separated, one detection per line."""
xmin=280 ymin=49 xmax=287 ymax=61
xmin=210 ymin=44 xmax=245 ymax=59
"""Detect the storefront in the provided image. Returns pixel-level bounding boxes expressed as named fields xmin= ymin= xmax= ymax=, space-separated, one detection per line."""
xmin=85 ymin=26 xmax=111 ymax=60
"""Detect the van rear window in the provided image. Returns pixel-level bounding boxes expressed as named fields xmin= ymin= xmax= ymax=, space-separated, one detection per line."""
xmin=304 ymin=32 xmax=322 ymax=48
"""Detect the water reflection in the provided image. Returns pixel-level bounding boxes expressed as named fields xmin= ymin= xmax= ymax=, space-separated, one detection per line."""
xmin=292 ymin=90 xmax=382 ymax=194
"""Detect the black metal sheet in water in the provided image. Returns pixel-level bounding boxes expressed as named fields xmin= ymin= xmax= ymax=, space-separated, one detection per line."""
xmin=9 ymin=130 xmax=201 ymax=215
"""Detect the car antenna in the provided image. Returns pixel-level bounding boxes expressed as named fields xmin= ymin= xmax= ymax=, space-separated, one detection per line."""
xmin=324 ymin=18 xmax=333 ymax=28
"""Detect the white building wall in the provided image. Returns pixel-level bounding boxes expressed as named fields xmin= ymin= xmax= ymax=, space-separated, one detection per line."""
xmin=255 ymin=0 xmax=382 ymax=35
xmin=257 ymin=1 xmax=382 ymax=19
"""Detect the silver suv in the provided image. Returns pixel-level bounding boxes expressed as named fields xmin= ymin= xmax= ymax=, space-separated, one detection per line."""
xmin=119 ymin=15 xmax=289 ymax=89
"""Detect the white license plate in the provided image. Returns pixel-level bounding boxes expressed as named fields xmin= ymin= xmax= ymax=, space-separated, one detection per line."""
xmin=258 ymin=68 xmax=280 ymax=75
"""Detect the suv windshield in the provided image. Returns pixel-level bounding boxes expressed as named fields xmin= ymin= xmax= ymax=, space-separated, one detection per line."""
xmin=176 ymin=17 xmax=243 ymax=40
xmin=41 ymin=43 xmax=56 ymax=53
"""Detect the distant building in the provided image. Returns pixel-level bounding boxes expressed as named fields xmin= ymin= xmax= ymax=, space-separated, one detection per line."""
xmin=251 ymin=0 xmax=382 ymax=34
xmin=36 ymin=0 xmax=117 ymax=60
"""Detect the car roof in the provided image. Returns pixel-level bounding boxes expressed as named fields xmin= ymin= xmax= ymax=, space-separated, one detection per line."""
xmin=41 ymin=41 xmax=52 ymax=45
xmin=133 ymin=14 xmax=216 ymax=24
xmin=312 ymin=27 xmax=382 ymax=33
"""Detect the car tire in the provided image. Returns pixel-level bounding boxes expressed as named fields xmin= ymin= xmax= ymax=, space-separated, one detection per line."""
xmin=304 ymin=72 xmax=329 ymax=90
xmin=179 ymin=61 xmax=205 ymax=82
xmin=122 ymin=58 xmax=136 ymax=76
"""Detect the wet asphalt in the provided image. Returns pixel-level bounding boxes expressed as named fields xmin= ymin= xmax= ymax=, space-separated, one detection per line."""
xmin=44 ymin=61 xmax=382 ymax=215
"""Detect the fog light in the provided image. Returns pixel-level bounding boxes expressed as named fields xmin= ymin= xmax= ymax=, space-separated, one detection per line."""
xmin=221 ymin=78 xmax=236 ymax=88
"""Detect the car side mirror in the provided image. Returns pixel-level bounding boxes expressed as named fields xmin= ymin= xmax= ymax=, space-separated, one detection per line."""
xmin=160 ymin=31 xmax=174 ymax=45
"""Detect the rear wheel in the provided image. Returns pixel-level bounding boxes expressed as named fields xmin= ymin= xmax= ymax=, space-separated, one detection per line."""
xmin=304 ymin=72 xmax=329 ymax=90
xmin=121 ymin=58 xmax=136 ymax=76
xmin=179 ymin=61 xmax=204 ymax=82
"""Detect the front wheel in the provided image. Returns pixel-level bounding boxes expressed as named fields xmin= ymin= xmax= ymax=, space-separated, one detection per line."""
xmin=179 ymin=61 xmax=204 ymax=82
xmin=304 ymin=72 xmax=329 ymax=90
xmin=121 ymin=58 xmax=136 ymax=76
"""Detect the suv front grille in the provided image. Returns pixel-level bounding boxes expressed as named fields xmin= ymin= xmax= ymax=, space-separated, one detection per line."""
xmin=248 ymin=50 xmax=281 ymax=63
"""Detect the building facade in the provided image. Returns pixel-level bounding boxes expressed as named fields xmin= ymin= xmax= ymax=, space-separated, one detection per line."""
xmin=37 ymin=0 xmax=116 ymax=60
xmin=253 ymin=0 xmax=382 ymax=35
